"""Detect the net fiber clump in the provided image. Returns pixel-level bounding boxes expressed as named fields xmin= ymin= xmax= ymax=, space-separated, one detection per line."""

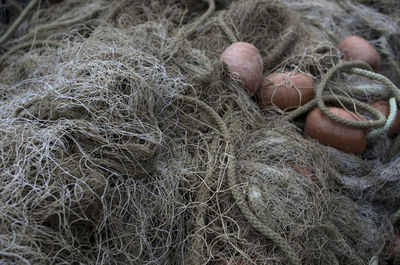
xmin=0 ymin=0 xmax=400 ymax=264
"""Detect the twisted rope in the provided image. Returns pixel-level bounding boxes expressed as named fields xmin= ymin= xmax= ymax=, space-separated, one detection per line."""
xmin=175 ymin=94 xmax=301 ymax=265
xmin=314 ymin=61 xmax=386 ymax=130
xmin=218 ymin=11 xmax=238 ymax=43
xmin=185 ymin=0 xmax=216 ymax=38
xmin=288 ymin=61 xmax=400 ymax=142
xmin=287 ymin=94 xmax=385 ymax=134
xmin=190 ymin=133 xmax=219 ymax=264
xmin=349 ymin=68 xmax=400 ymax=102
xmin=350 ymin=67 xmax=400 ymax=158
xmin=366 ymin=97 xmax=397 ymax=139
xmin=165 ymin=0 xmax=215 ymax=64
xmin=247 ymin=185 xmax=277 ymax=231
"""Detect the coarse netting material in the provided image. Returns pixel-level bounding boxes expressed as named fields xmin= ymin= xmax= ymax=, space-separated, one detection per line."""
xmin=0 ymin=0 xmax=400 ymax=264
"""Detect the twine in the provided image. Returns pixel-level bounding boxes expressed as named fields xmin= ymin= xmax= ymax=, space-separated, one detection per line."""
xmin=176 ymin=94 xmax=302 ymax=265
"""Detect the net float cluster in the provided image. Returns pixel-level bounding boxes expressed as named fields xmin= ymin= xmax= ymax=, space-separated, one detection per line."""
xmin=220 ymin=36 xmax=398 ymax=154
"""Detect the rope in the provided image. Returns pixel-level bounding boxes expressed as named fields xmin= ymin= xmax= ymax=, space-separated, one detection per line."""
xmin=287 ymin=60 xmax=400 ymax=144
xmin=218 ymin=11 xmax=238 ymax=43
xmin=247 ymin=185 xmax=277 ymax=231
xmin=164 ymin=0 xmax=215 ymax=63
xmin=349 ymin=68 xmax=400 ymax=102
xmin=348 ymin=68 xmax=400 ymax=143
xmin=287 ymin=94 xmax=386 ymax=130
xmin=0 ymin=0 xmax=39 ymax=46
xmin=185 ymin=0 xmax=215 ymax=38
xmin=366 ymin=97 xmax=397 ymax=139
xmin=173 ymin=0 xmax=215 ymax=41
xmin=347 ymin=84 xmax=390 ymax=98
xmin=322 ymin=224 xmax=364 ymax=265
xmin=314 ymin=61 xmax=386 ymax=129
xmin=190 ymin=133 xmax=219 ymax=264
xmin=288 ymin=60 xmax=400 ymax=156
xmin=175 ymin=94 xmax=301 ymax=265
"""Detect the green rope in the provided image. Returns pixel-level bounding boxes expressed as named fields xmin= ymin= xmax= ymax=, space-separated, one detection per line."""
xmin=247 ymin=185 xmax=277 ymax=231
xmin=345 ymin=68 xmax=400 ymax=140
xmin=286 ymin=60 xmax=400 ymax=158
xmin=287 ymin=94 xmax=385 ymax=129
xmin=218 ymin=11 xmax=239 ymax=43
xmin=349 ymin=68 xmax=400 ymax=102
xmin=175 ymin=94 xmax=301 ymax=265
xmin=164 ymin=0 xmax=215 ymax=64
xmin=322 ymin=224 xmax=363 ymax=265
xmin=366 ymin=97 xmax=397 ymax=139
xmin=190 ymin=133 xmax=220 ymax=264
xmin=348 ymin=68 xmax=400 ymax=143
xmin=289 ymin=61 xmax=400 ymax=142
xmin=173 ymin=0 xmax=215 ymax=41
xmin=335 ymin=0 xmax=349 ymax=11
xmin=0 ymin=0 xmax=39 ymax=46
xmin=186 ymin=0 xmax=215 ymax=38
xmin=314 ymin=61 xmax=386 ymax=129
xmin=288 ymin=60 xmax=400 ymax=156
xmin=347 ymin=84 xmax=390 ymax=98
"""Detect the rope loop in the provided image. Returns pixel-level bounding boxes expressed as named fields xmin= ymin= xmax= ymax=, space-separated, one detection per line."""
xmin=314 ymin=61 xmax=386 ymax=130
xmin=288 ymin=60 xmax=400 ymax=141
xmin=367 ymin=97 xmax=397 ymax=140
xmin=218 ymin=11 xmax=239 ymax=43
xmin=175 ymin=94 xmax=301 ymax=265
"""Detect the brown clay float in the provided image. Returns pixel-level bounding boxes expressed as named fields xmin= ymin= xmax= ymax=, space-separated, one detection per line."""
xmin=338 ymin=35 xmax=381 ymax=72
xmin=305 ymin=107 xmax=367 ymax=154
xmin=257 ymin=72 xmax=315 ymax=111
xmin=220 ymin=42 xmax=264 ymax=94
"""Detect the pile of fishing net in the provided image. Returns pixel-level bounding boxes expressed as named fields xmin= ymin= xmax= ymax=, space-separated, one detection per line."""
xmin=0 ymin=0 xmax=400 ymax=264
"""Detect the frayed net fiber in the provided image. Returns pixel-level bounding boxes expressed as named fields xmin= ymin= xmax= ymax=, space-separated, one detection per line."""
xmin=0 ymin=0 xmax=400 ymax=264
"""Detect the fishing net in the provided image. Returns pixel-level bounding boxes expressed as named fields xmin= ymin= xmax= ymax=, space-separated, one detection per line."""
xmin=0 ymin=0 xmax=399 ymax=264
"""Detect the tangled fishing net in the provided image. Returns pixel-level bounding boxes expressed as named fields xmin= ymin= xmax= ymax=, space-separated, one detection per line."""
xmin=0 ymin=0 xmax=400 ymax=264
